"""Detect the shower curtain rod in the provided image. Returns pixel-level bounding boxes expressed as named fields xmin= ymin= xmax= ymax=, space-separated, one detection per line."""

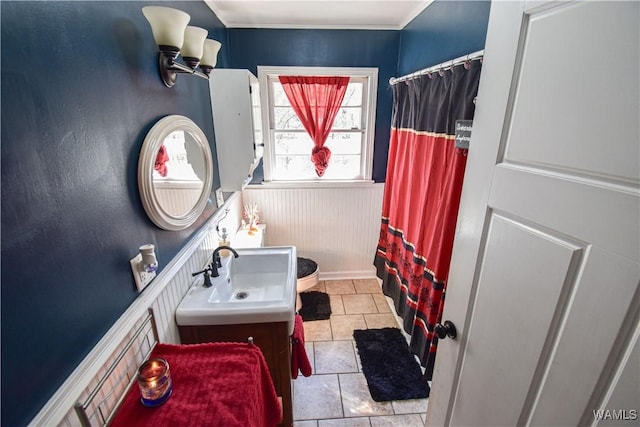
xmin=389 ymin=49 xmax=484 ymax=85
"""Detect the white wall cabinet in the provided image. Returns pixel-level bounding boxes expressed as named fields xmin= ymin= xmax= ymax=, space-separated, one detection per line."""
xmin=209 ymin=69 xmax=262 ymax=192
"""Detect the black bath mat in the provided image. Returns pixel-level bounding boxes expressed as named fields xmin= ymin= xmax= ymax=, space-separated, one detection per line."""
xmin=299 ymin=291 xmax=331 ymax=321
xmin=353 ymin=327 xmax=429 ymax=401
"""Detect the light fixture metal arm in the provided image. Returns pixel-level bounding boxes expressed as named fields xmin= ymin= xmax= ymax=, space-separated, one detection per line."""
xmin=158 ymin=53 xmax=210 ymax=88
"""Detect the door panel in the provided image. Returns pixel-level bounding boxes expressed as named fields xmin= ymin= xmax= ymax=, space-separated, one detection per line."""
xmin=451 ymin=213 xmax=583 ymax=426
xmin=504 ymin=1 xmax=639 ymax=183
xmin=490 ymin=165 xmax=639 ymax=259
xmin=529 ymin=247 xmax=639 ymax=426
xmin=427 ymin=1 xmax=640 ymax=426
xmin=595 ymin=333 xmax=640 ymax=427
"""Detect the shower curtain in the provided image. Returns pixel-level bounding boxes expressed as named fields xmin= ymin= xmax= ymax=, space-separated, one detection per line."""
xmin=374 ymin=60 xmax=482 ymax=380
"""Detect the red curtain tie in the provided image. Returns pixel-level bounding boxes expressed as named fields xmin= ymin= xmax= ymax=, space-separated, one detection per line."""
xmin=154 ymin=144 xmax=169 ymax=177
xmin=311 ymin=146 xmax=331 ymax=177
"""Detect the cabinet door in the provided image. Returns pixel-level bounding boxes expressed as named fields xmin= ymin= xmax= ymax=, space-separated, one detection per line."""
xmin=210 ymin=69 xmax=259 ymax=191
xmin=250 ymin=74 xmax=264 ymax=164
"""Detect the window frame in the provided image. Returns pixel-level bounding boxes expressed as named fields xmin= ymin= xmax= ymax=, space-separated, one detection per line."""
xmin=257 ymin=66 xmax=378 ymax=185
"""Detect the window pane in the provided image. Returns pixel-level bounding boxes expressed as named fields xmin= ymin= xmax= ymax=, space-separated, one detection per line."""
xmin=342 ymin=82 xmax=363 ymax=106
xmin=274 ymin=132 xmax=314 ymax=155
xmin=275 ymin=106 xmax=360 ymax=131
xmin=274 ymin=155 xmax=315 ymax=180
xmin=274 ymin=80 xmax=361 ymax=106
xmin=275 ymin=132 xmax=361 ymax=155
xmin=322 ymin=155 xmax=361 ymax=179
xmin=274 ymin=154 xmax=361 ymax=180
xmin=325 ymin=132 xmax=362 ymax=154
xmin=272 ymin=82 xmax=290 ymax=106
xmin=333 ymin=107 xmax=361 ymax=130
xmin=274 ymin=107 xmax=304 ymax=130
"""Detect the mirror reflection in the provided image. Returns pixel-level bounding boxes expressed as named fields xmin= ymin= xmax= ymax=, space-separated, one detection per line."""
xmin=153 ymin=130 xmax=206 ymax=218
xmin=138 ymin=115 xmax=213 ymax=231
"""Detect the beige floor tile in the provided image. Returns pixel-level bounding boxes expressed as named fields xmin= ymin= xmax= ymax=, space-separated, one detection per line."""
xmin=330 ymin=295 xmax=345 ymax=315
xmin=369 ymin=414 xmax=424 ymax=426
xmin=314 ymin=341 xmax=359 ymax=374
xmin=353 ymin=279 xmax=382 ymax=294
xmin=391 ymin=398 xmax=428 ymax=415
xmin=421 ymin=413 xmax=427 ymax=424
xmin=293 ymin=374 xmax=344 ymax=420
xmin=342 ymin=294 xmax=379 ymax=314
xmin=372 ymin=294 xmax=392 ymax=313
xmin=304 ymin=319 xmax=333 ymax=341
xmin=364 ymin=313 xmax=401 ymax=329
xmin=319 ymin=417 xmax=371 ymax=426
xmin=325 ymin=280 xmax=356 ymax=295
xmin=293 ymin=279 xmax=428 ymax=427
xmin=330 ymin=315 xmax=367 ymax=340
xmin=310 ymin=281 xmax=327 ymax=293
xmin=339 ymin=373 xmax=394 ymax=417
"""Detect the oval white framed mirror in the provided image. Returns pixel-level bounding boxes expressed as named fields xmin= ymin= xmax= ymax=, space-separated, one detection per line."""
xmin=138 ymin=115 xmax=214 ymax=231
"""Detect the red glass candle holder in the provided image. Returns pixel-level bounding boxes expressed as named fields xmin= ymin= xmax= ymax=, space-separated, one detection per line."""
xmin=137 ymin=358 xmax=172 ymax=407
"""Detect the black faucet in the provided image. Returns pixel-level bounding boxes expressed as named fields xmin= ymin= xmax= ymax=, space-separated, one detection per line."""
xmin=211 ymin=245 xmax=239 ymax=277
xmin=192 ymin=265 xmax=214 ymax=287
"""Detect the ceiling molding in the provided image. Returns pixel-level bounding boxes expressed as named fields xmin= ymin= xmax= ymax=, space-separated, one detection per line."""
xmin=204 ymin=0 xmax=433 ymax=30
xmin=399 ymin=0 xmax=435 ymax=29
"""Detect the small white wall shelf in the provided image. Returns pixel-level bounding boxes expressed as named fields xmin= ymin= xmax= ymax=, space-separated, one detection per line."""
xmin=231 ymin=224 xmax=266 ymax=248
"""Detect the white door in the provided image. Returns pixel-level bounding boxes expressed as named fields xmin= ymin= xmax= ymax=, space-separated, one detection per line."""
xmin=427 ymin=1 xmax=639 ymax=426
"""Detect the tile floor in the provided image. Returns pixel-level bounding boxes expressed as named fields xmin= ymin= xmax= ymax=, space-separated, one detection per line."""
xmin=293 ymin=279 xmax=428 ymax=427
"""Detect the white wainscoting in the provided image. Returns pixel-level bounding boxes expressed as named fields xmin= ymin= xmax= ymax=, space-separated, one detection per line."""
xmin=31 ymin=193 xmax=244 ymax=427
xmin=242 ymin=183 xmax=385 ymax=280
xmin=153 ymin=180 xmax=204 ymax=218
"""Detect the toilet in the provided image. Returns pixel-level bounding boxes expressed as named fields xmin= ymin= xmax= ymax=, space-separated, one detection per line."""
xmin=296 ymin=257 xmax=319 ymax=311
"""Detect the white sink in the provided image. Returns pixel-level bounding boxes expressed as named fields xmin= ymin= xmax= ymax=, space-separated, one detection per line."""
xmin=175 ymin=246 xmax=297 ymax=332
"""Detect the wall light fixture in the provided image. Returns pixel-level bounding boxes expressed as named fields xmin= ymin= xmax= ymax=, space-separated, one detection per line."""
xmin=142 ymin=6 xmax=222 ymax=88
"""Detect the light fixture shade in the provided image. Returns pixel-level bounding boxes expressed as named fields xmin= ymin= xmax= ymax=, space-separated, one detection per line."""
xmin=181 ymin=26 xmax=208 ymax=60
xmin=142 ymin=6 xmax=190 ymax=49
xmin=200 ymin=39 xmax=222 ymax=68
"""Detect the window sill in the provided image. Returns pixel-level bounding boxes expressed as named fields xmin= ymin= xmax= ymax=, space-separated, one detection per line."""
xmin=247 ymin=180 xmax=376 ymax=189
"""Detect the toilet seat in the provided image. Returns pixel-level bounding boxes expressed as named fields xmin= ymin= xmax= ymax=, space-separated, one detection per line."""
xmin=296 ymin=257 xmax=319 ymax=311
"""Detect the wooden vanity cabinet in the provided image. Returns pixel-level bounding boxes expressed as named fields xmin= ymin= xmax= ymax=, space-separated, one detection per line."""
xmin=178 ymin=321 xmax=293 ymax=427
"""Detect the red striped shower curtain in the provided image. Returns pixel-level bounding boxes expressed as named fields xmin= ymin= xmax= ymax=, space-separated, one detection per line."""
xmin=374 ymin=60 xmax=482 ymax=380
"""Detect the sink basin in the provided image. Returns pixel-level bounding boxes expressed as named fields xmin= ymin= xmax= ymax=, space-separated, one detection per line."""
xmin=175 ymin=246 xmax=297 ymax=331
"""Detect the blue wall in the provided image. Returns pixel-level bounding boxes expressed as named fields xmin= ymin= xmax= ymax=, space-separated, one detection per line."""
xmin=398 ymin=0 xmax=491 ymax=75
xmin=0 ymin=1 xmax=227 ymax=425
xmin=228 ymin=28 xmax=400 ymax=182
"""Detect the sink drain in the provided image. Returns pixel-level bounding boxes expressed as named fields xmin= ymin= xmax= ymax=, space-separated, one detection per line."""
xmin=235 ymin=291 xmax=248 ymax=300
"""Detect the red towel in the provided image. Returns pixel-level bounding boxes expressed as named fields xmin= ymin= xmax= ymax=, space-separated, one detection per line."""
xmin=291 ymin=314 xmax=312 ymax=378
xmin=111 ymin=342 xmax=281 ymax=427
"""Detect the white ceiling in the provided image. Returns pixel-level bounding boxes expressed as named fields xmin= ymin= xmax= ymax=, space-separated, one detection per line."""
xmin=204 ymin=0 xmax=434 ymax=30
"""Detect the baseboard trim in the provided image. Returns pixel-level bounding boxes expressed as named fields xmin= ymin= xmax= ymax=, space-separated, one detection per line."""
xmin=319 ymin=270 xmax=377 ymax=281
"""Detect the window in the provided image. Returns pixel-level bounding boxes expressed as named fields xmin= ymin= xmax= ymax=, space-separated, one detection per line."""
xmin=258 ymin=66 xmax=377 ymax=183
